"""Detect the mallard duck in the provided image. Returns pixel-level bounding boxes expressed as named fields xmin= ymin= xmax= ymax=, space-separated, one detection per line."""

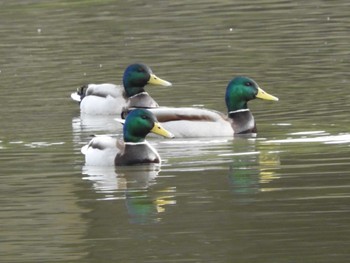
xmin=146 ymin=76 xmax=278 ymax=137
xmin=71 ymin=63 xmax=172 ymax=115
xmin=81 ymin=109 xmax=174 ymax=166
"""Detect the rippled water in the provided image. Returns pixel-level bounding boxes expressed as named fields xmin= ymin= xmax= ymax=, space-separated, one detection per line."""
xmin=1 ymin=0 xmax=350 ymax=262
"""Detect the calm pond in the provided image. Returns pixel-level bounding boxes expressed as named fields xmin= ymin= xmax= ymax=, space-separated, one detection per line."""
xmin=1 ymin=0 xmax=350 ymax=262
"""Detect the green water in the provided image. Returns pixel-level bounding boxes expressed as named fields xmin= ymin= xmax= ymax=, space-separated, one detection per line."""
xmin=1 ymin=1 xmax=350 ymax=262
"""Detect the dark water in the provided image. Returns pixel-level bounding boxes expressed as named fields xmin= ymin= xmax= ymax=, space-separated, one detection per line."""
xmin=1 ymin=1 xmax=350 ymax=262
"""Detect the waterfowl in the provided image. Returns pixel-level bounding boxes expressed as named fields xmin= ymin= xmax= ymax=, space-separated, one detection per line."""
xmin=81 ymin=109 xmax=174 ymax=166
xmin=146 ymin=76 xmax=278 ymax=137
xmin=71 ymin=63 xmax=172 ymax=115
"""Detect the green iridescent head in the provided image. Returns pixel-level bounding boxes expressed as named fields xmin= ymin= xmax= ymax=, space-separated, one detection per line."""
xmin=225 ymin=76 xmax=278 ymax=112
xmin=122 ymin=63 xmax=172 ymax=97
xmin=123 ymin=109 xmax=174 ymax=143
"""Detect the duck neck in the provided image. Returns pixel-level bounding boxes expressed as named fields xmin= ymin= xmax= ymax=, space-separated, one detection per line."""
xmin=123 ymin=134 xmax=146 ymax=143
xmin=226 ymin=95 xmax=249 ymax=112
xmin=228 ymin=109 xmax=250 ymax=115
xmin=124 ymin=86 xmax=145 ymax=98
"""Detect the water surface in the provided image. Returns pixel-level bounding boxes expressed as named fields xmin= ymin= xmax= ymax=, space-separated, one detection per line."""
xmin=1 ymin=0 xmax=350 ymax=262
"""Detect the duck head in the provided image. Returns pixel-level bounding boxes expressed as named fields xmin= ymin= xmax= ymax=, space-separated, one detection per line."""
xmin=225 ymin=76 xmax=278 ymax=112
xmin=123 ymin=109 xmax=174 ymax=143
xmin=123 ymin=63 xmax=172 ymax=97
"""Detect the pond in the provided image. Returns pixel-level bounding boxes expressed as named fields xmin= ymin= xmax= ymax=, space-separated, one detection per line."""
xmin=1 ymin=0 xmax=350 ymax=262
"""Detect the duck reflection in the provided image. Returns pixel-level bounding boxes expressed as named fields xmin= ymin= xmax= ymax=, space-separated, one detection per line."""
xmin=258 ymin=150 xmax=281 ymax=188
xmin=228 ymin=147 xmax=280 ymax=198
xmin=71 ymin=115 xmax=122 ymax=155
xmin=72 ymin=115 xmax=121 ymax=133
xmin=82 ymin=164 xmax=175 ymax=224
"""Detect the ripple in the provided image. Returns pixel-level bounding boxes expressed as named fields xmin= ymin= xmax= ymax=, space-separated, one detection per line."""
xmin=24 ymin=141 xmax=65 ymax=148
xmin=265 ymin=133 xmax=350 ymax=144
xmin=218 ymin=151 xmax=260 ymax=157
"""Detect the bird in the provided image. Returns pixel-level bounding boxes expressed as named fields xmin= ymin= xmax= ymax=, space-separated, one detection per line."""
xmin=81 ymin=109 xmax=174 ymax=166
xmin=71 ymin=63 xmax=172 ymax=115
xmin=144 ymin=76 xmax=278 ymax=137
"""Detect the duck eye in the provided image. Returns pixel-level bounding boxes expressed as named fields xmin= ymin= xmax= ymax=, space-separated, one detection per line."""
xmin=245 ymin=81 xmax=253 ymax=86
xmin=141 ymin=115 xmax=148 ymax=120
xmin=137 ymin=67 xmax=145 ymax=73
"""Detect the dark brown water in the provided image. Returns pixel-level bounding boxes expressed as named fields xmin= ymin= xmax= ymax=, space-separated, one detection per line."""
xmin=1 ymin=1 xmax=350 ymax=262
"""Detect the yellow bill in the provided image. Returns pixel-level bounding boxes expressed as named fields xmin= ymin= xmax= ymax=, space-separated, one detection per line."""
xmin=148 ymin=74 xmax=172 ymax=87
xmin=256 ymin=87 xmax=279 ymax=101
xmin=151 ymin=122 xmax=175 ymax=138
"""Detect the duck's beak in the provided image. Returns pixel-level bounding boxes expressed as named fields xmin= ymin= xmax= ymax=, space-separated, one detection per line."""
xmin=256 ymin=87 xmax=279 ymax=101
xmin=148 ymin=74 xmax=172 ymax=87
xmin=151 ymin=122 xmax=175 ymax=138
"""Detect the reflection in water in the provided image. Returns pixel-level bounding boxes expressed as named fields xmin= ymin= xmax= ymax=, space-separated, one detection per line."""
xmin=72 ymin=115 xmax=122 ymax=133
xmin=71 ymin=115 xmax=123 ymax=156
xmin=82 ymin=165 xmax=175 ymax=224
xmin=228 ymin=147 xmax=281 ymax=198
xmin=265 ymin=131 xmax=350 ymax=145
xmin=258 ymin=150 xmax=281 ymax=190
xmin=228 ymin=152 xmax=260 ymax=196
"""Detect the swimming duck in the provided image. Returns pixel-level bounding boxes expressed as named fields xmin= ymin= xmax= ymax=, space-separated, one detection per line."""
xmin=71 ymin=63 xmax=172 ymax=115
xmin=146 ymin=76 xmax=278 ymax=137
xmin=81 ymin=109 xmax=174 ymax=166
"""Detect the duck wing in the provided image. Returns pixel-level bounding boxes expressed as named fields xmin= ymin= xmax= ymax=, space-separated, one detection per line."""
xmin=149 ymin=107 xmax=224 ymax=122
xmin=148 ymin=107 xmax=234 ymax=137
xmin=81 ymin=135 xmax=119 ymax=166
xmin=76 ymin=84 xmax=127 ymax=115
xmin=71 ymin=83 xmax=124 ymax=102
xmin=84 ymin=83 xmax=125 ymax=99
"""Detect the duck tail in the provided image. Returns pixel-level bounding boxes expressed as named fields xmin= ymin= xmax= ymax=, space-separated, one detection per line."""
xmin=81 ymin=144 xmax=89 ymax=155
xmin=71 ymin=85 xmax=89 ymax=103
xmin=81 ymin=134 xmax=97 ymax=154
